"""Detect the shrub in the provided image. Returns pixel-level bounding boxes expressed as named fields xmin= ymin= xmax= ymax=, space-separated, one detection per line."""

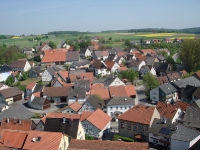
xmin=113 ymin=135 xmax=134 ymax=142
xmin=85 ymin=134 xmax=95 ymax=140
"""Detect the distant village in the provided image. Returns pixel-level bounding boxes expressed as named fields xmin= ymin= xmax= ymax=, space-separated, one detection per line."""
xmin=0 ymin=36 xmax=200 ymax=150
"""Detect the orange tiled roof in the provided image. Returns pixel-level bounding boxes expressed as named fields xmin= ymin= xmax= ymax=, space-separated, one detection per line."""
xmin=61 ymin=102 xmax=82 ymax=112
xmin=80 ymin=112 xmax=93 ymax=122
xmin=175 ymin=101 xmax=191 ymax=111
xmin=105 ymin=60 xmax=115 ymax=70
xmin=26 ymin=82 xmax=36 ymax=90
xmin=23 ymin=130 xmax=63 ymax=150
xmin=156 ymin=101 xmax=178 ymax=119
xmin=118 ymin=105 xmax=155 ymax=125
xmin=1 ymin=118 xmax=33 ymax=131
xmin=68 ymin=139 xmax=148 ymax=150
xmin=91 ymin=83 xmax=105 ymax=89
xmin=109 ymin=85 xmax=136 ymax=97
xmin=69 ymin=72 xmax=94 ymax=82
xmin=86 ymin=109 xmax=111 ymax=130
xmin=119 ymin=66 xmax=128 ymax=71
xmin=33 ymin=92 xmax=41 ymax=97
xmin=41 ymin=50 xmax=67 ymax=63
xmin=58 ymin=71 xmax=69 ymax=79
xmin=90 ymin=88 xmax=110 ymax=100
xmin=41 ymin=112 xmax=81 ymax=123
xmin=141 ymin=49 xmax=156 ymax=54
xmin=132 ymin=51 xmax=142 ymax=55
xmin=1 ymin=131 xmax=28 ymax=148
xmin=11 ymin=71 xmax=18 ymax=77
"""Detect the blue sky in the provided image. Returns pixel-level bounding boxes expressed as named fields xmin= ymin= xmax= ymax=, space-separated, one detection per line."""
xmin=0 ymin=0 xmax=200 ymax=35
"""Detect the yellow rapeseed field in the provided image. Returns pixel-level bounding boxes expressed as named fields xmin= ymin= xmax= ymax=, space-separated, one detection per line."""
xmin=12 ymin=36 xmax=20 ymax=38
xmin=135 ymin=33 xmax=194 ymax=38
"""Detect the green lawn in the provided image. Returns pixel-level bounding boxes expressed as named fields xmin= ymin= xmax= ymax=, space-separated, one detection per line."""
xmin=20 ymin=77 xmax=41 ymax=85
xmin=0 ymin=32 xmax=198 ymax=48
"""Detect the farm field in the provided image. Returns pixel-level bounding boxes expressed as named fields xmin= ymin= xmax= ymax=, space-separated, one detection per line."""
xmin=0 ymin=32 xmax=197 ymax=48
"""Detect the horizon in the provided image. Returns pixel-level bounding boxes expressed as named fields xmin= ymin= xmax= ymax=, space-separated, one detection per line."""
xmin=0 ymin=0 xmax=200 ymax=35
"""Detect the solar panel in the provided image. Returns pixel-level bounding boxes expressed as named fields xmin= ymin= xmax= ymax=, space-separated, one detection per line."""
xmin=159 ymin=127 xmax=171 ymax=135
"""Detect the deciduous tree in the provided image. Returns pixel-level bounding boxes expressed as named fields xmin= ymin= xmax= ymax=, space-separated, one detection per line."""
xmin=142 ymin=73 xmax=159 ymax=91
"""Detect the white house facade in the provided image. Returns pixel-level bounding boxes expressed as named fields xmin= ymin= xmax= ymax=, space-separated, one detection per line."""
xmin=150 ymin=87 xmax=159 ymax=102
xmin=42 ymin=70 xmax=53 ymax=82
xmin=95 ymin=68 xmax=110 ymax=77
xmin=110 ymin=63 xmax=120 ymax=73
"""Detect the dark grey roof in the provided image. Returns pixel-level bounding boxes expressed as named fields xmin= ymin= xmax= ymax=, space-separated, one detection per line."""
xmin=103 ymin=76 xmax=119 ymax=87
xmin=32 ymin=66 xmax=42 ymax=74
xmin=153 ymin=62 xmax=169 ymax=73
xmin=181 ymin=85 xmax=197 ymax=100
xmin=44 ymin=118 xmax=79 ymax=139
xmin=87 ymin=95 xmax=104 ymax=110
xmin=0 ymin=104 xmax=34 ymax=122
xmin=71 ymin=60 xmax=90 ymax=68
xmin=107 ymin=53 xmax=116 ymax=60
xmin=192 ymin=87 xmax=200 ymax=98
xmin=145 ymin=57 xmax=155 ymax=66
xmin=80 ymin=48 xmax=88 ymax=54
xmin=33 ymin=84 xmax=44 ymax=93
xmin=74 ymin=80 xmax=90 ymax=92
xmin=106 ymin=48 xmax=121 ymax=54
xmin=183 ymin=106 xmax=200 ymax=129
xmin=129 ymin=59 xmax=143 ymax=67
xmin=159 ymin=83 xmax=177 ymax=94
xmin=149 ymin=118 xmax=178 ymax=138
xmin=157 ymin=55 xmax=166 ymax=61
xmin=66 ymin=51 xmax=79 ymax=61
xmin=107 ymin=96 xmax=135 ymax=106
xmin=92 ymin=79 xmax=106 ymax=84
xmin=31 ymin=97 xmax=47 ymax=106
xmin=172 ymin=76 xmax=200 ymax=89
xmin=194 ymin=99 xmax=200 ymax=108
xmin=171 ymin=124 xmax=200 ymax=142
xmin=46 ymin=66 xmax=61 ymax=76
xmin=68 ymin=87 xmax=86 ymax=99
xmin=0 ymin=65 xmax=12 ymax=73
xmin=94 ymin=51 xmax=102 ymax=57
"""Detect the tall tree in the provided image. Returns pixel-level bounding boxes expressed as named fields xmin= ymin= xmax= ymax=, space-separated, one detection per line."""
xmin=49 ymin=41 xmax=57 ymax=49
xmin=142 ymin=73 xmax=159 ymax=91
xmin=119 ymin=69 xmax=139 ymax=84
xmin=5 ymin=75 xmax=14 ymax=86
xmin=179 ymin=39 xmax=200 ymax=72
xmin=124 ymin=39 xmax=131 ymax=49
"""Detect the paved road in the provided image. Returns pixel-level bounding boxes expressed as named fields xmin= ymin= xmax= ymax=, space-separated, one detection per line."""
xmin=172 ymin=53 xmax=179 ymax=62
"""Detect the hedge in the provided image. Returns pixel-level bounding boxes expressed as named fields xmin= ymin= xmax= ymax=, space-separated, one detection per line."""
xmin=85 ymin=134 xmax=95 ymax=140
xmin=113 ymin=135 xmax=134 ymax=142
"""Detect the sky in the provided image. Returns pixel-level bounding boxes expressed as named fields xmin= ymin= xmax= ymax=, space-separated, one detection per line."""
xmin=0 ymin=0 xmax=200 ymax=35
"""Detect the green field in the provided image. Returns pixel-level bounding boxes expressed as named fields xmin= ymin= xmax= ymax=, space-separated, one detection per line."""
xmin=0 ymin=32 xmax=197 ymax=48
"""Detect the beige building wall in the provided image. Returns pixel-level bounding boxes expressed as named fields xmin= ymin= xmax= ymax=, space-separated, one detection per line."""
xmin=76 ymin=122 xmax=85 ymax=140
xmin=58 ymin=134 xmax=69 ymax=150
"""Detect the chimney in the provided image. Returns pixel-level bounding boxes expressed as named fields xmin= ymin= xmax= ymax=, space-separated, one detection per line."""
xmin=7 ymin=118 xmax=9 ymax=123
xmin=63 ymin=117 xmax=66 ymax=123
xmin=163 ymin=118 xmax=167 ymax=124
xmin=19 ymin=120 xmax=22 ymax=125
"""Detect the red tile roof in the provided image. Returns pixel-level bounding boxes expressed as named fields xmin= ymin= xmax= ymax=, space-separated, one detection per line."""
xmin=90 ymin=88 xmax=110 ymax=100
xmin=117 ymin=51 xmax=126 ymax=57
xmin=68 ymin=139 xmax=148 ymax=150
xmin=175 ymin=101 xmax=191 ymax=111
xmin=105 ymin=60 xmax=115 ymax=70
xmin=58 ymin=71 xmax=69 ymax=79
xmin=26 ymin=82 xmax=36 ymax=90
xmin=85 ymin=109 xmax=111 ymax=130
xmin=69 ymin=72 xmax=94 ymax=82
xmin=41 ymin=50 xmax=67 ymax=63
xmin=41 ymin=112 xmax=81 ymax=123
xmin=118 ymin=105 xmax=155 ymax=125
xmin=23 ymin=130 xmax=64 ymax=150
xmin=156 ymin=101 xmax=178 ymax=119
xmin=1 ymin=118 xmax=33 ymax=131
xmin=109 ymin=85 xmax=136 ymax=97
xmin=119 ymin=66 xmax=128 ymax=71
xmin=61 ymin=102 xmax=82 ymax=112
xmin=91 ymin=83 xmax=105 ymax=89
xmin=80 ymin=112 xmax=93 ymax=122
xmin=141 ymin=49 xmax=156 ymax=55
xmin=194 ymin=71 xmax=200 ymax=78
xmin=1 ymin=131 xmax=28 ymax=148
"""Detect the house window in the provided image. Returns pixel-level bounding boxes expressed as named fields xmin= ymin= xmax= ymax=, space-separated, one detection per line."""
xmin=110 ymin=107 xmax=112 ymax=110
xmin=125 ymin=107 xmax=127 ymax=109
xmin=86 ymin=129 xmax=88 ymax=132
xmin=153 ymin=134 xmax=158 ymax=137
xmin=127 ymin=123 xmax=131 ymax=130
xmin=133 ymin=124 xmax=137 ymax=131
xmin=116 ymin=107 xmax=118 ymax=110
xmin=71 ymin=111 xmax=73 ymax=113
xmin=121 ymin=122 xmax=124 ymax=128
xmin=120 ymin=107 xmax=122 ymax=110
xmin=145 ymin=126 xmax=149 ymax=131
xmin=153 ymin=139 xmax=158 ymax=143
